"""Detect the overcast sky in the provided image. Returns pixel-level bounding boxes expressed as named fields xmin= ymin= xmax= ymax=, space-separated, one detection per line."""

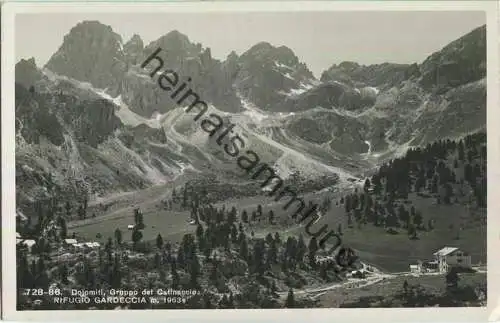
xmin=15 ymin=11 xmax=485 ymax=77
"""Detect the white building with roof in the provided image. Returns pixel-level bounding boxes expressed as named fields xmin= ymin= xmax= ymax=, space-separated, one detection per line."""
xmin=433 ymin=246 xmax=471 ymax=273
xmin=73 ymin=242 xmax=100 ymax=251
xmin=64 ymin=238 xmax=78 ymax=245
xmin=73 ymin=243 xmax=86 ymax=251
xmin=19 ymin=239 xmax=36 ymax=252
xmin=409 ymin=261 xmax=423 ymax=275
xmin=85 ymin=242 xmax=100 ymax=249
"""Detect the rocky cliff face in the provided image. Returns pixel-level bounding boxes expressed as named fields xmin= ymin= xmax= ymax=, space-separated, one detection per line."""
xmin=14 ymin=77 xmax=191 ymax=209
xmin=276 ymin=81 xmax=377 ymax=113
xmin=419 ymin=25 xmax=486 ymax=93
xmin=118 ymin=30 xmax=241 ymax=117
xmin=16 ymin=83 xmax=122 ymax=148
xmin=45 ymin=21 xmax=126 ymax=89
xmin=320 ymin=61 xmax=416 ymax=89
xmin=234 ymin=42 xmax=317 ymax=111
xmin=15 ymin=58 xmax=44 ymax=89
xmin=123 ymin=34 xmax=144 ymax=66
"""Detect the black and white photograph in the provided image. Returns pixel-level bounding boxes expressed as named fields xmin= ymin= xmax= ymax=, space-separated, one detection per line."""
xmin=2 ymin=1 xmax=498 ymax=320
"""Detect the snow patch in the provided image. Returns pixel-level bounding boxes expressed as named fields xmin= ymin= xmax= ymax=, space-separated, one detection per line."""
xmin=365 ymin=140 xmax=371 ymax=154
xmin=239 ymin=96 xmax=269 ymax=123
xmin=365 ymin=86 xmax=380 ymax=95
xmin=286 ymin=82 xmax=314 ymax=96
xmin=278 ymin=112 xmax=296 ymax=118
xmin=274 ymin=62 xmax=293 ymax=70
xmin=21 ymin=164 xmax=34 ymax=172
xmin=93 ymin=91 xmax=167 ymax=129
xmin=363 ymin=140 xmax=372 ymax=155
xmin=128 ymin=69 xmax=152 ymax=80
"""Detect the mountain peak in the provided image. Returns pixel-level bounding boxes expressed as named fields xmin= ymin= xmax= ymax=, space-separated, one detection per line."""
xmin=15 ymin=57 xmax=42 ymax=88
xmin=227 ymin=50 xmax=239 ymax=60
xmin=158 ymin=30 xmax=191 ymax=46
xmin=247 ymin=41 xmax=274 ymax=53
xmin=45 ymin=20 xmax=125 ymax=88
xmin=124 ymin=34 xmax=144 ymax=65
xmin=419 ymin=24 xmax=486 ymax=90
xmin=242 ymin=41 xmax=303 ymax=67
xmin=144 ymin=29 xmax=199 ymax=58
xmin=338 ymin=61 xmax=361 ymax=70
xmin=68 ymin=20 xmax=122 ymax=42
xmin=17 ymin=57 xmax=37 ymax=68
xmin=243 ymin=42 xmax=296 ymax=60
xmin=126 ymin=34 xmax=143 ymax=46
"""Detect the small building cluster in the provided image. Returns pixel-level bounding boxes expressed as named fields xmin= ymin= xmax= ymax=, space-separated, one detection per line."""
xmin=16 ymin=232 xmax=36 ymax=252
xmin=16 ymin=211 xmax=37 ymax=250
xmin=409 ymin=246 xmax=472 ymax=275
xmin=64 ymin=238 xmax=100 ymax=251
xmin=16 ymin=231 xmax=102 ymax=255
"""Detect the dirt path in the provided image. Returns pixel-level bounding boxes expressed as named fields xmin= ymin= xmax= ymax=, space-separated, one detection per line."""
xmin=277 ymin=262 xmax=391 ymax=299
xmin=279 ymin=265 xmax=487 ymax=300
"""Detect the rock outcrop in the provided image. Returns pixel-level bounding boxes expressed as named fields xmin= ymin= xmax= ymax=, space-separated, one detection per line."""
xmin=45 ymin=20 xmax=126 ymax=89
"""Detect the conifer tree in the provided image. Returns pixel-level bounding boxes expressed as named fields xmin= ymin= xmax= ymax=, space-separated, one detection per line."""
xmin=60 ymin=264 xmax=69 ymax=284
xmin=274 ymin=232 xmax=281 ymax=245
xmin=230 ymin=224 xmax=238 ymax=243
xmin=345 ymin=195 xmax=352 ymax=213
xmin=156 ymin=234 xmax=164 ymax=249
xmin=172 ymin=187 xmax=177 ymax=203
xmin=189 ymin=254 xmax=201 ymax=288
xmin=65 ymin=201 xmax=71 ymax=218
xmin=132 ymin=229 xmax=143 ymax=248
xmin=252 ymin=239 xmax=266 ymax=276
xmin=268 ymin=210 xmax=275 ymax=224
xmin=59 ymin=218 xmax=67 ymax=239
xmin=285 ymin=289 xmax=295 ymax=308
xmin=196 ymin=224 xmax=205 ymax=245
xmin=239 ymin=236 xmax=249 ymax=261
xmin=242 ymin=210 xmax=249 ymax=223
xmin=171 ymin=258 xmax=179 ymax=288
xmin=114 ymin=228 xmax=122 ymax=245
xmin=296 ymin=234 xmax=307 ymax=263
xmin=308 ymin=237 xmax=318 ymax=267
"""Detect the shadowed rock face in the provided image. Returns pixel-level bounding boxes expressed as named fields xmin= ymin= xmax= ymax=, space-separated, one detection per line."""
xmin=123 ymin=34 xmax=144 ymax=66
xmin=275 ymin=81 xmax=377 ymax=113
xmin=15 ymin=83 xmax=122 ymax=148
xmin=14 ymin=81 xmax=187 ymax=208
xmin=287 ymin=111 xmax=370 ymax=155
xmin=234 ymin=42 xmax=317 ymax=111
xmin=320 ymin=61 xmax=415 ymax=89
xmin=419 ymin=25 xmax=486 ymax=92
xmin=15 ymin=58 xmax=44 ymax=89
xmin=45 ymin=20 xmax=127 ymax=89
xmin=119 ymin=30 xmax=242 ymax=117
